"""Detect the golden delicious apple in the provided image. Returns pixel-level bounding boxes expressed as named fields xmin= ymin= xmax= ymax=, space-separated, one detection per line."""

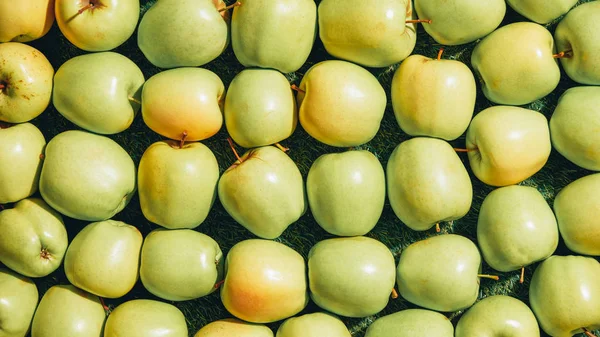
xmin=104 ymin=299 xmax=188 ymax=337
xmin=365 ymin=309 xmax=454 ymax=337
xmin=0 ymin=269 xmax=38 ymax=337
xmin=194 ymin=319 xmax=273 ymax=337
xmin=0 ymin=0 xmax=55 ymax=42
xmin=506 ymin=0 xmax=577 ymax=24
xmin=277 ymin=312 xmax=351 ymax=337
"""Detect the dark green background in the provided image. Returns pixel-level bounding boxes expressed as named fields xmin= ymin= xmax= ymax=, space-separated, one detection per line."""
xmin=7 ymin=0 xmax=599 ymax=336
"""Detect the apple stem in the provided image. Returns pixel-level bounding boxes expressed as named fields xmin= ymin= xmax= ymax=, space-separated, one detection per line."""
xmin=128 ymin=96 xmax=141 ymax=105
xmin=553 ymin=50 xmax=573 ymax=59
xmin=179 ymin=130 xmax=188 ymax=149
xmin=520 ymin=266 xmax=525 ymax=284
xmin=478 ymin=274 xmax=500 ymax=281
xmin=406 ymin=19 xmax=432 ymax=24
xmin=435 ymin=223 xmax=441 ymax=232
xmin=437 ymin=48 xmax=444 ymax=60
xmin=583 ymin=328 xmax=595 ymax=337
xmin=227 ymin=137 xmax=243 ymax=163
xmin=77 ymin=3 xmax=94 ymax=14
xmin=454 ymin=147 xmax=478 ymax=153
xmin=290 ymin=84 xmax=305 ymax=94
xmin=214 ymin=279 xmax=225 ymax=289
xmin=219 ymin=1 xmax=241 ymax=12
xmin=39 ymin=153 xmax=45 ymax=160
xmin=99 ymin=297 xmax=109 ymax=313
xmin=0 ymin=83 xmax=5 ymax=90
xmin=391 ymin=288 xmax=399 ymax=299
xmin=275 ymin=143 xmax=289 ymax=153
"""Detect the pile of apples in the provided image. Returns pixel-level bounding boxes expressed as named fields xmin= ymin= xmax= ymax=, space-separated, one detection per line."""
xmin=0 ymin=0 xmax=599 ymax=337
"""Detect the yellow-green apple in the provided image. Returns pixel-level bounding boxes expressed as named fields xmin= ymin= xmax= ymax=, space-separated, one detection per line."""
xmin=391 ymin=52 xmax=476 ymax=141
xmin=297 ymin=60 xmax=386 ymax=147
xmin=64 ymin=220 xmax=142 ymax=298
xmin=530 ymin=255 xmax=600 ymax=337
xmin=387 ymin=137 xmax=472 ymax=231
xmin=55 ymin=0 xmax=140 ymax=51
xmin=103 ymin=299 xmax=188 ymax=337
xmin=471 ymin=22 xmax=560 ymax=105
xmin=224 ymin=69 xmax=297 ymax=148
xmin=0 ymin=198 xmax=67 ymax=278
xmin=0 ymin=269 xmax=38 ymax=337
xmin=138 ymin=140 xmax=219 ymax=229
xmin=506 ymin=0 xmax=577 ymax=24
xmin=465 ymin=106 xmax=551 ymax=187
xmin=194 ymin=319 xmax=273 ymax=337
xmin=365 ymin=309 xmax=454 ymax=337
xmin=318 ymin=0 xmax=417 ymax=67
xmin=0 ymin=123 xmax=45 ymax=204
xmin=138 ymin=0 xmax=229 ymax=68
xmin=140 ymin=229 xmax=223 ymax=301
xmin=477 ymin=186 xmax=558 ymax=279
xmin=231 ymin=0 xmax=316 ymax=73
xmin=52 ymin=52 xmax=145 ymax=135
xmin=220 ymin=239 xmax=308 ymax=323
xmin=0 ymin=0 xmax=55 ymax=42
xmin=39 ymin=130 xmax=136 ymax=221
xmin=308 ymin=236 xmax=396 ymax=317
xmin=218 ymin=145 xmax=306 ymax=239
xmin=307 ymin=150 xmax=385 ymax=236
xmin=554 ymin=1 xmax=600 ymax=85
xmin=455 ymin=295 xmax=540 ymax=337
xmin=550 ymin=86 xmax=600 ymax=170
xmin=276 ymin=312 xmax=351 ymax=337
xmin=30 ymin=285 xmax=105 ymax=337
xmin=0 ymin=42 xmax=53 ymax=123
xmin=142 ymin=68 xmax=225 ymax=141
xmin=553 ymin=173 xmax=600 ymax=256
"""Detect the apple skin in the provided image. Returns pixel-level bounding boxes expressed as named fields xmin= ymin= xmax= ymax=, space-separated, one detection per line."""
xmin=30 ymin=285 xmax=106 ymax=337
xmin=0 ymin=198 xmax=67 ymax=278
xmin=138 ymin=140 xmax=219 ymax=229
xmin=0 ymin=269 xmax=38 ymax=337
xmin=103 ymin=299 xmax=188 ymax=337
xmin=455 ymin=295 xmax=540 ymax=337
xmin=142 ymin=68 xmax=226 ymax=142
xmin=276 ymin=312 xmax=351 ymax=337
xmin=529 ymin=255 xmax=600 ymax=337
xmin=52 ymin=52 xmax=145 ymax=135
xmin=0 ymin=42 xmax=54 ymax=123
xmin=0 ymin=0 xmax=55 ymax=42
xmin=553 ymin=173 xmax=600 ymax=256
xmin=391 ymin=54 xmax=476 ymax=141
xmin=55 ymin=0 xmax=140 ymax=51
xmin=506 ymin=0 xmax=577 ymax=24
xmin=232 ymin=0 xmax=316 ymax=73
xmin=194 ymin=319 xmax=273 ymax=337
xmin=0 ymin=123 xmax=46 ymax=204
xmin=364 ymin=309 xmax=454 ymax=337
xmin=220 ymin=239 xmax=308 ymax=324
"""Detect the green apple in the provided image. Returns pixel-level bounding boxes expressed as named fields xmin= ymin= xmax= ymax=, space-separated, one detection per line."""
xmin=307 ymin=150 xmax=385 ymax=236
xmin=364 ymin=309 xmax=453 ymax=337
xmin=414 ymin=0 xmax=505 ymax=45
xmin=194 ymin=319 xmax=273 ymax=337
xmin=52 ymin=52 xmax=145 ymax=135
xmin=39 ymin=130 xmax=136 ymax=221
xmin=397 ymin=234 xmax=483 ymax=312
xmin=218 ymin=145 xmax=306 ymax=239
xmin=554 ymin=1 xmax=600 ymax=85
xmin=142 ymin=67 xmax=225 ymax=142
xmin=506 ymin=0 xmax=577 ymax=24
xmin=30 ymin=285 xmax=105 ymax=337
xmin=140 ymin=229 xmax=223 ymax=301
xmin=138 ymin=0 xmax=228 ymax=68
xmin=0 ymin=269 xmax=38 ymax=337
xmin=530 ymin=255 xmax=600 ymax=337
xmin=64 ymin=220 xmax=143 ymax=298
xmin=224 ymin=69 xmax=297 ymax=148
xmin=0 ymin=198 xmax=67 ymax=278
xmin=387 ymin=137 xmax=472 ymax=231
xmin=477 ymin=186 xmax=558 ymax=276
xmin=55 ymin=0 xmax=139 ymax=51
xmin=297 ymin=60 xmax=386 ymax=147
xmin=455 ymin=295 xmax=540 ymax=337
xmin=550 ymin=86 xmax=600 ymax=170
xmin=308 ymin=236 xmax=396 ymax=318
xmin=471 ymin=22 xmax=560 ymax=105
xmin=276 ymin=312 xmax=350 ymax=337
xmin=466 ymin=106 xmax=551 ymax=187
xmin=138 ymin=140 xmax=219 ymax=229
xmin=103 ymin=299 xmax=188 ymax=337
xmin=553 ymin=173 xmax=600 ymax=256
xmin=0 ymin=123 xmax=45 ymax=204
xmin=0 ymin=0 xmax=55 ymax=42
xmin=221 ymin=239 xmax=308 ymax=323
xmin=318 ymin=0 xmax=417 ymax=67
xmin=0 ymin=42 xmax=53 ymax=123
xmin=391 ymin=52 xmax=476 ymax=141
xmin=231 ymin=0 xmax=316 ymax=73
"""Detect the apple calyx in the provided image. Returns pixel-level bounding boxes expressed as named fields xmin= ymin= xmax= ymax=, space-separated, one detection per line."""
xmin=290 ymin=84 xmax=305 ymax=94
xmin=40 ymin=248 xmax=51 ymax=260
xmin=553 ymin=50 xmax=573 ymax=59
xmin=406 ymin=19 xmax=432 ymax=24
xmin=219 ymin=1 xmax=241 ymax=12
xmin=478 ymin=274 xmax=500 ymax=281
xmin=77 ymin=0 xmax=105 ymax=15
xmin=520 ymin=266 xmax=525 ymax=284
xmin=391 ymin=288 xmax=399 ymax=299
xmin=582 ymin=328 xmax=595 ymax=337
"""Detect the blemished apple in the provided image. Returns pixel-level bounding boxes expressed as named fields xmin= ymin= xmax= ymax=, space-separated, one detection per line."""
xmin=55 ymin=0 xmax=140 ymax=51
xmin=231 ymin=0 xmax=317 ymax=73
xmin=506 ymin=0 xmax=577 ymax=24
xmin=0 ymin=268 xmax=38 ymax=337
xmin=365 ymin=309 xmax=454 ymax=337
xmin=0 ymin=42 xmax=54 ymax=123
xmin=52 ymin=52 xmax=145 ymax=135
xmin=103 ymin=299 xmax=188 ymax=337
xmin=0 ymin=198 xmax=67 ymax=278
xmin=194 ymin=319 xmax=273 ymax=337
xmin=276 ymin=312 xmax=351 ymax=337
xmin=0 ymin=0 xmax=55 ymax=42
xmin=0 ymin=123 xmax=46 ymax=204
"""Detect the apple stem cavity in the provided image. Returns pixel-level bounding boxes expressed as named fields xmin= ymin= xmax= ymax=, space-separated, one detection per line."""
xmin=553 ymin=50 xmax=573 ymax=59
xmin=478 ymin=274 xmax=500 ymax=281
xmin=219 ymin=1 xmax=241 ymax=12
xmin=214 ymin=279 xmax=225 ymax=289
xmin=179 ymin=130 xmax=188 ymax=149
xmin=520 ymin=266 xmax=525 ymax=284
xmin=391 ymin=288 xmax=399 ymax=299
xmin=406 ymin=19 xmax=432 ymax=24
xmin=128 ymin=96 xmax=142 ymax=105
xmin=437 ymin=48 xmax=444 ymax=60
xmin=435 ymin=223 xmax=441 ymax=232
xmin=291 ymin=84 xmax=305 ymax=94
xmin=227 ymin=137 xmax=244 ymax=163
xmin=582 ymin=328 xmax=595 ymax=337
xmin=275 ymin=143 xmax=289 ymax=153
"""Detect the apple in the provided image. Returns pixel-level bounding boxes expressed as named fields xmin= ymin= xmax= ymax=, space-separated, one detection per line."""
xmin=103 ymin=299 xmax=188 ymax=337
xmin=194 ymin=319 xmax=273 ymax=337
xmin=506 ymin=0 xmax=577 ymax=24
xmin=365 ymin=309 xmax=454 ymax=337
xmin=0 ymin=0 xmax=55 ymax=42
xmin=277 ymin=312 xmax=351 ymax=337
xmin=0 ymin=123 xmax=46 ymax=204
xmin=0 ymin=42 xmax=54 ymax=123
xmin=55 ymin=0 xmax=140 ymax=51
xmin=0 ymin=198 xmax=67 ymax=278
xmin=52 ymin=52 xmax=145 ymax=135
xmin=0 ymin=268 xmax=38 ymax=337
